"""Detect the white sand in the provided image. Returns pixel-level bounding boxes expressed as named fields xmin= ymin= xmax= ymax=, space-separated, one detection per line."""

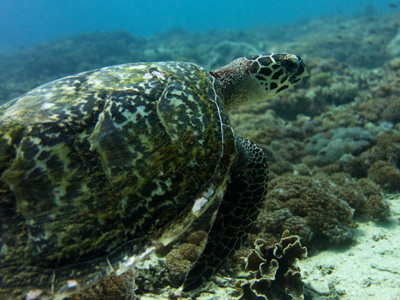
xmin=299 ymin=194 xmax=400 ymax=300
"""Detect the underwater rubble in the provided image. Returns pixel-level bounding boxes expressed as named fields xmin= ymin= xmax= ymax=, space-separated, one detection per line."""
xmin=0 ymin=7 xmax=399 ymax=300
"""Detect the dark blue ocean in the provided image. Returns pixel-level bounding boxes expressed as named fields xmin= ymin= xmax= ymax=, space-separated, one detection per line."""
xmin=0 ymin=0 xmax=395 ymax=48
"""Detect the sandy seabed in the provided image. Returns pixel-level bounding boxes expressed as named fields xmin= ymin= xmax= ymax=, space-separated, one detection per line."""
xmin=299 ymin=194 xmax=400 ymax=300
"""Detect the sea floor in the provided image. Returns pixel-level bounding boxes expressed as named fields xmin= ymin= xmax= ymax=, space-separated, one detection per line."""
xmin=135 ymin=194 xmax=400 ymax=300
xmin=299 ymin=193 xmax=400 ymax=300
xmin=125 ymin=194 xmax=400 ymax=300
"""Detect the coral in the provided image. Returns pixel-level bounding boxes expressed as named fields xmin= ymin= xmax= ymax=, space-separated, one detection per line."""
xmin=164 ymin=243 xmax=203 ymax=287
xmin=280 ymin=216 xmax=313 ymax=244
xmin=254 ymin=172 xmax=387 ymax=246
xmin=164 ymin=230 xmax=206 ymax=287
xmin=368 ymin=160 xmax=400 ymax=190
xmin=382 ymin=97 xmax=400 ymax=124
xmin=304 ymin=127 xmax=372 ymax=167
xmin=340 ymin=153 xmax=369 ymax=179
xmin=256 ymin=174 xmax=354 ymax=244
xmin=239 ymin=230 xmax=307 ymax=300
xmin=364 ymin=195 xmax=391 ymax=219
xmin=339 ymin=132 xmax=400 ymax=190
xmin=328 ymin=173 xmax=366 ymax=213
xmin=308 ymin=71 xmax=331 ymax=86
xmin=389 ymin=57 xmax=400 ymax=70
xmin=357 ymin=178 xmax=381 ymax=197
xmin=357 ymin=178 xmax=390 ymax=218
xmin=65 ymin=270 xmax=137 ymax=300
xmin=367 ymin=132 xmax=400 ymax=165
xmin=304 ymin=132 xmax=329 ymax=157
xmin=230 ymin=109 xmax=284 ymax=145
xmin=339 ymin=134 xmax=400 ymax=191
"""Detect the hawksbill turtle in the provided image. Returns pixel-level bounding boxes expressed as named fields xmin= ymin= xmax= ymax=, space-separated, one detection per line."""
xmin=0 ymin=53 xmax=307 ymax=299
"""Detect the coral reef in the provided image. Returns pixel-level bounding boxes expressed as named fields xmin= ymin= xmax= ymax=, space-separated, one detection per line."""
xmin=255 ymin=174 xmax=353 ymax=245
xmin=239 ymin=230 xmax=307 ymax=300
xmin=252 ymin=173 xmax=389 ymax=246
xmin=304 ymin=127 xmax=371 ymax=167
xmin=340 ymin=132 xmax=400 ymax=190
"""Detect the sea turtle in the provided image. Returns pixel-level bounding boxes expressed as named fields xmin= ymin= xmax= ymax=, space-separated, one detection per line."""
xmin=0 ymin=53 xmax=307 ymax=299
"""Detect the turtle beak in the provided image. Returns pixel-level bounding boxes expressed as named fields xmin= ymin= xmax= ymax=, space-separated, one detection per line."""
xmin=297 ymin=56 xmax=309 ymax=77
xmin=289 ymin=56 xmax=308 ymax=85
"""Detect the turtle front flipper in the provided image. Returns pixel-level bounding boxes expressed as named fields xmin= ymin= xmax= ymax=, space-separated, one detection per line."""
xmin=183 ymin=136 xmax=269 ymax=292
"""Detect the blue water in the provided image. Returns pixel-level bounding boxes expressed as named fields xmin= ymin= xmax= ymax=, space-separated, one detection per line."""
xmin=0 ymin=0 xmax=395 ymax=48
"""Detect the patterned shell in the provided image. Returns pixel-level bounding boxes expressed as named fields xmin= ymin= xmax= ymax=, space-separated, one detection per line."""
xmin=0 ymin=62 xmax=236 ymax=298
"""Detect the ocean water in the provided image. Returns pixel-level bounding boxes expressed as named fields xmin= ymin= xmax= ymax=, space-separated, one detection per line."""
xmin=0 ymin=0 xmax=395 ymax=48
xmin=1 ymin=1 xmax=400 ymax=300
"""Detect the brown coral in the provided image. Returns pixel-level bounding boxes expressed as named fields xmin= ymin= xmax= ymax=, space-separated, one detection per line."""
xmin=339 ymin=132 xmax=400 ymax=190
xmin=253 ymin=171 xmax=390 ymax=247
xmin=256 ymin=174 xmax=354 ymax=244
xmin=65 ymin=270 xmax=137 ymax=300
xmin=368 ymin=160 xmax=400 ymax=190
xmin=357 ymin=178 xmax=390 ymax=218
xmin=164 ymin=230 xmax=206 ymax=287
xmin=367 ymin=132 xmax=400 ymax=165
xmin=239 ymin=230 xmax=307 ymax=300
xmin=164 ymin=243 xmax=203 ymax=287
xmin=364 ymin=195 xmax=391 ymax=219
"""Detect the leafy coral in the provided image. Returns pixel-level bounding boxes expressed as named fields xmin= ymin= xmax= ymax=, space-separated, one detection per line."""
xmin=239 ymin=230 xmax=307 ymax=300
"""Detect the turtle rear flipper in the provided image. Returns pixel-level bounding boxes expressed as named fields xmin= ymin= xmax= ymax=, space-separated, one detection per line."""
xmin=183 ymin=136 xmax=269 ymax=292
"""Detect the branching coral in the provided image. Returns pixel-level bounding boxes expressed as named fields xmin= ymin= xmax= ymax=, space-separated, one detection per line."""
xmin=239 ymin=230 xmax=307 ymax=300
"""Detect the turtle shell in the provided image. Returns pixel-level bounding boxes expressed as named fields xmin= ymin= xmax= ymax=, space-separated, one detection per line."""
xmin=0 ymin=62 xmax=236 ymax=299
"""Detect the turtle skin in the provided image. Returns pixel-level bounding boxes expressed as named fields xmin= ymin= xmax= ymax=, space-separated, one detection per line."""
xmin=0 ymin=61 xmax=267 ymax=299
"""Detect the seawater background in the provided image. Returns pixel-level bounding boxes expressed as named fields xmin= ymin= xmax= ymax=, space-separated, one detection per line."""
xmin=0 ymin=0 xmax=396 ymax=48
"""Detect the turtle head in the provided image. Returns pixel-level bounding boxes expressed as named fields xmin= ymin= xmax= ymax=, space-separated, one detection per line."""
xmin=210 ymin=53 xmax=308 ymax=110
